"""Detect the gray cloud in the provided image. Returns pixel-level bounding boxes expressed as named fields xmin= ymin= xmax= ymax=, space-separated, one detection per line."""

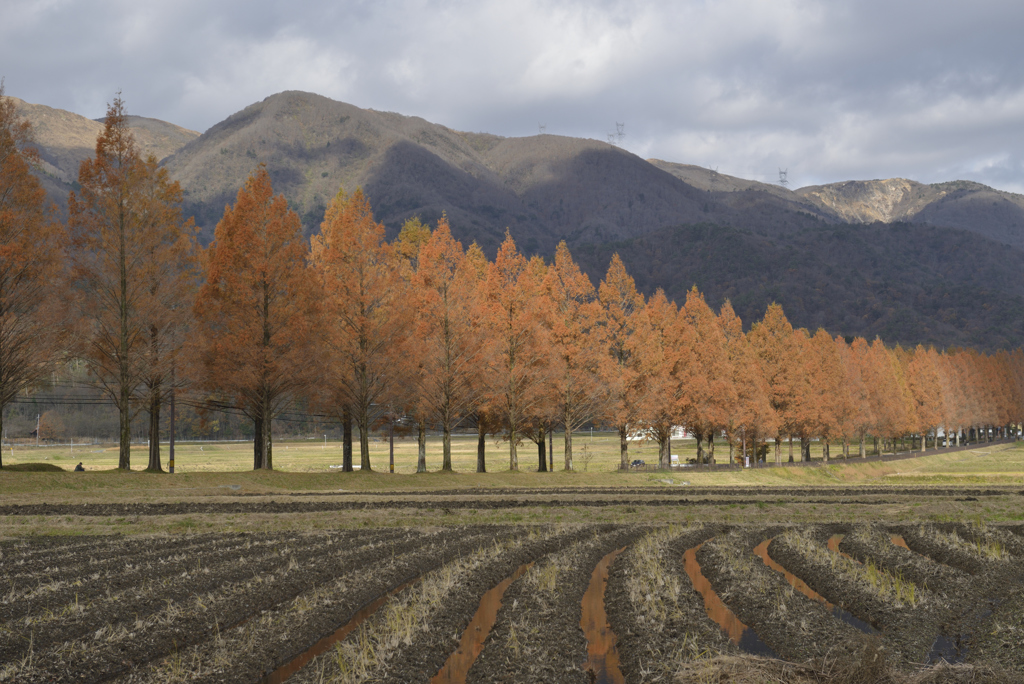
xmin=4 ymin=0 xmax=1023 ymax=191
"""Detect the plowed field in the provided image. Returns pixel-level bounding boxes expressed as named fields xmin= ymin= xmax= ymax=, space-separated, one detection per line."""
xmin=3 ymin=519 xmax=1024 ymax=683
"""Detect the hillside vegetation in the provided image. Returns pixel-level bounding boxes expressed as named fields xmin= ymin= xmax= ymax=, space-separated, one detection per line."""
xmin=15 ymin=90 xmax=1024 ymax=349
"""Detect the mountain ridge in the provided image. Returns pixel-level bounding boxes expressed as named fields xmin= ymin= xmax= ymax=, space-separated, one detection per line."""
xmin=10 ymin=89 xmax=1024 ymax=350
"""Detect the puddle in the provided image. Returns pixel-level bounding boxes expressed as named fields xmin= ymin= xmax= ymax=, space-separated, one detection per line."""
xmin=432 ymin=562 xmax=533 ymax=684
xmin=683 ymin=542 xmax=777 ymax=657
xmin=891 ymin=535 xmax=911 ymax=551
xmin=754 ymin=539 xmax=877 ymax=635
xmin=927 ymin=633 xmax=967 ymax=664
xmin=260 ymin=577 xmax=418 ymax=684
xmin=579 ymin=547 xmax=626 ymax=684
xmin=827 ymin=534 xmax=856 ymax=561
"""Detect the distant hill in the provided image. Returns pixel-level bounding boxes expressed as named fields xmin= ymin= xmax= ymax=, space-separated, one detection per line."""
xmin=11 ymin=97 xmax=198 ymax=214
xmin=11 ymin=90 xmax=1024 ymax=350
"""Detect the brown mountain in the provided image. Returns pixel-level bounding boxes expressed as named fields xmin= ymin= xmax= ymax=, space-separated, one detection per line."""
xmin=12 ymin=97 xmax=199 ymax=213
xmin=12 ymin=90 xmax=1024 ymax=349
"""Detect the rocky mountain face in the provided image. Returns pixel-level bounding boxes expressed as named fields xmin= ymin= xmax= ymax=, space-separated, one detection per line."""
xmin=13 ymin=90 xmax=1024 ymax=349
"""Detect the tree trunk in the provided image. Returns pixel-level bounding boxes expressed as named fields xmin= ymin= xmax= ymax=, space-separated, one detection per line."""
xmin=859 ymin=433 xmax=866 ymax=458
xmin=262 ymin=412 xmax=273 ymax=470
xmin=921 ymin=432 xmax=927 ymax=452
xmin=548 ymin=428 xmax=553 ymax=472
xmin=342 ymin=407 xmax=353 ymax=472
xmin=707 ymin=434 xmax=715 ymax=465
xmin=509 ymin=427 xmax=518 ymax=471
xmin=477 ymin=420 xmax=486 ymax=473
xmin=728 ymin=438 xmax=735 ymax=465
xmin=147 ymin=387 xmax=162 ymax=472
xmin=823 ymin=440 xmax=829 ymax=463
xmin=359 ymin=418 xmax=371 ymax=471
xmin=118 ymin=385 xmax=131 ymax=470
xmin=695 ymin=431 xmax=704 ymax=464
xmin=253 ymin=416 xmax=263 ymax=469
xmin=564 ymin=426 xmax=574 ymax=471
xmin=843 ymin=438 xmax=849 ymax=459
xmin=0 ymin=409 xmax=5 ymax=469
xmin=417 ymin=422 xmax=427 ymax=473
xmin=660 ymin=432 xmax=672 ymax=469
xmin=618 ymin=425 xmax=628 ymax=470
xmin=788 ymin=436 xmax=794 ymax=463
xmin=442 ymin=424 xmax=454 ymax=472
xmin=775 ymin=437 xmax=781 ymax=465
xmin=537 ymin=426 xmax=547 ymax=472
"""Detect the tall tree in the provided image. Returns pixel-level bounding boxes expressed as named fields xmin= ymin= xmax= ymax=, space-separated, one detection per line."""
xmin=311 ymin=188 xmax=409 ymax=471
xmin=748 ymin=304 xmax=811 ymax=464
xmin=0 ymin=85 xmax=68 ymax=469
xmin=410 ymin=218 xmax=485 ymax=471
xmin=596 ymin=255 xmax=647 ymax=469
xmin=718 ymin=302 xmax=776 ymax=463
xmin=636 ymin=290 xmax=684 ymax=468
xmin=68 ymin=95 xmax=194 ymax=470
xmin=481 ymin=233 xmax=549 ymax=471
xmin=191 ymin=166 xmax=318 ymax=469
xmin=677 ymin=287 xmax=733 ymax=464
xmin=543 ymin=242 xmax=606 ymax=470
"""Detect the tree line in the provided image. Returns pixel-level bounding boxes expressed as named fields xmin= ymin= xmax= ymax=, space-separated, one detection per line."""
xmin=1 ymin=91 xmax=1022 ymax=472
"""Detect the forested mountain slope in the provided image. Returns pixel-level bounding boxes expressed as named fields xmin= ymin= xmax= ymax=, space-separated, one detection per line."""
xmin=14 ymin=89 xmax=1024 ymax=349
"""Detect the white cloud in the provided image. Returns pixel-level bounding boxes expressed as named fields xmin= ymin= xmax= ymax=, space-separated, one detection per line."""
xmin=3 ymin=0 xmax=1024 ymax=191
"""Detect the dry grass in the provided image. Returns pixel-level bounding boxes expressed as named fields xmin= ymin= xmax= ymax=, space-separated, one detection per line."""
xmin=782 ymin=531 xmax=925 ymax=608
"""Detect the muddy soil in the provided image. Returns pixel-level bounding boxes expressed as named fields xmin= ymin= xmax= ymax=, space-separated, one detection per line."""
xmin=466 ymin=525 xmax=640 ymax=683
xmin=768 ymin=524 xmax=948 ymax=665
xmin=697 ymin=527 xmax=877 ymax=666
xmin=5 ymin=527 xmax=508 ymax=683
xmin=604 ymin=525 xmax=736 ymax=683
xmin=121 ymin=527 xmax=523 ymax=684
xmin=299 ymin=486 xmax=1016 ymax=499
xmin=0 ymin=488 xmax=1012 ymax=518
xmin=839 ymin=525 xmax=971 ymax=598
xmin=374 ymin=527 xmax=588 ymax=684
xmin=0 ymin=529 xmax=403 ymax=666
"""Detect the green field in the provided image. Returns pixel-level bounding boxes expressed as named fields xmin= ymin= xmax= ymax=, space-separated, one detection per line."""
xmin=1 ymin=431 xmax=1021 ymax=500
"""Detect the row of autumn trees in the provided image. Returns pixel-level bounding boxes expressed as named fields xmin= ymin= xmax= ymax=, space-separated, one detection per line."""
xmin=2 ymin=91 xmax=1024 ymax=472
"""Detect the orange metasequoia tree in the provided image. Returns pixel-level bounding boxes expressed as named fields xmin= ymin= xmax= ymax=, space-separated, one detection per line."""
xmin=0 ymin=85 xmax=68 ymax=469
xmin=718 ymin=302 xmax=776 ymax=463
xmin=543 ymin=242 xmax=606 ymax=471
xmin=596 ymin=254 xmax=647 ymax=469
xmin=677 ymin=287 xmax=734 ymax=465
xmin=311 ymin=188 xmax=409 ymax=471
xmin=191 ymin=166 xmax=318 ymax=470
xmin=409 ymin=218 xmax=486 ymax=471
xmin=749 ymin=304 xmax=811 ymax=464
xmin=481 ymin=233 xmax=550 ymax=471
xmin=68 ymin=95 xmax=195 ymax=471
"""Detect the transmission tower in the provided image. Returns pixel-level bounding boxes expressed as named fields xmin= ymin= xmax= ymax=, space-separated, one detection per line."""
xmin=615 ymin=122 xmax=625 ymax=144
xmin=778 ymin=168 xmax=789 ymax=187
xmin=538 ymin=123 xmax=546 ymax=135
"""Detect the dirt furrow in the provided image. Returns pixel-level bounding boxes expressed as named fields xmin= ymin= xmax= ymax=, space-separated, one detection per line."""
xmin=0 ymin=529 xmax=403 ymax=670
xmin=1 ymin=532 xmax=262 ymax=589
xmin=113 ymin=526 xmax=520 ymax=684
xmin=698 ymin=528 xmax=875 ymax=667
xmin=604 ymin=525 xmax=735 ymax=683
xmin=769 ymin=525 xmax=948 ymax=664
xmin=0 ymin=532 xmax=312 ymax=622
xmin=465 ymin=524 xmax=640 ymax=684
xmin=3 ymin=528 xmax=467 ymax=683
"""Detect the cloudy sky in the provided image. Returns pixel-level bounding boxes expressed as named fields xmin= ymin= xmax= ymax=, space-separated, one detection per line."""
xmin=4 ymin=0 xmax=1023 ymax=191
